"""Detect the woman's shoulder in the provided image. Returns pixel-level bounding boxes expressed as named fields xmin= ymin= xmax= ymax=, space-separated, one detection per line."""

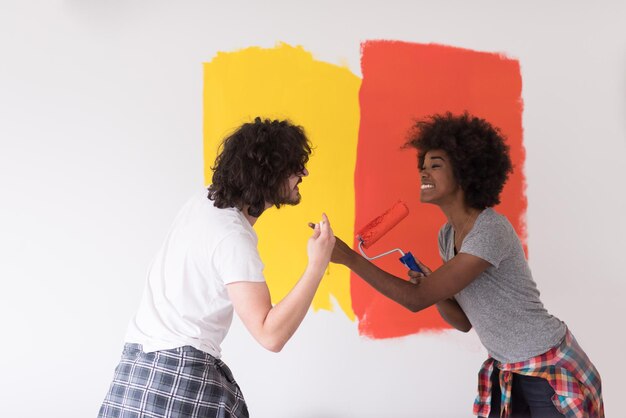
xmin=438 ymin=221 xmax=453 ymax=237
xmin=437 ymin=222 xmax=453 ymax=246
xmin=478 ymin=208 xmax=512 ymax=227
xmin=474 ymin=208 xmax=517 ymax=239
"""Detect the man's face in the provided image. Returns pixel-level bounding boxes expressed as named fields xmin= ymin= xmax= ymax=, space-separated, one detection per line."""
xmin=281 ymin=167 xmax=309 ymax=205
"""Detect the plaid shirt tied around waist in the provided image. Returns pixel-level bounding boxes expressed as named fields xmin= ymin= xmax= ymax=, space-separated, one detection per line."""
xmin=473 ymin=329 xmax=603 ymax=418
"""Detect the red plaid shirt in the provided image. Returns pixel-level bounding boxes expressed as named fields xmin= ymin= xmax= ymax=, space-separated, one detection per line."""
xmin=474 ymin=329 xmax=603 ymax=418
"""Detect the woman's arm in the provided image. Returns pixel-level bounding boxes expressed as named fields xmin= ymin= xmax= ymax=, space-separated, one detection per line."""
xmin=332 ymin=236 xmax=490 ymax=313
xmin=408 ymin=265 xmax=472 ymax=332
xmin=436 ymin=298 xmax=472 ymax=332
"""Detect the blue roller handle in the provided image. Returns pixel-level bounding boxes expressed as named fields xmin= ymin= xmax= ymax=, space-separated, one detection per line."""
xmin=399 ymin=251 xmax=423 ymax=273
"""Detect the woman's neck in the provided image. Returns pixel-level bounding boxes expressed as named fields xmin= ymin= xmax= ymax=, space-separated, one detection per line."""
xmin=441 ymin=203 xmax=482 ymax=253
xmin=441 ymin=203 xmax=481 ymax=233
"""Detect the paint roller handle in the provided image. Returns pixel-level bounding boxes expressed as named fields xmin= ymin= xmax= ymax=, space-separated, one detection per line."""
xmin=399 ymin=251 xmax=423 ymax=274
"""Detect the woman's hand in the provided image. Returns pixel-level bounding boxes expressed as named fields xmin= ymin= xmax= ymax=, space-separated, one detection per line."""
xmin=408 ymin=270 xmax=424 ymax=285
xmin=330 ymin=235 xmax=355 ymax=266
xmin=408 ymin=259 xmax=432 ymax=284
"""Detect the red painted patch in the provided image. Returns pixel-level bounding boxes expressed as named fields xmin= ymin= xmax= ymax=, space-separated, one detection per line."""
xmin=352 ymin=41 xmax=526 ymax=339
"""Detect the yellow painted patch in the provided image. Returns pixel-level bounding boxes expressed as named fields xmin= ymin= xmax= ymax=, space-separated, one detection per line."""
xmin=203 ymin=43 xmax=360 ymax=319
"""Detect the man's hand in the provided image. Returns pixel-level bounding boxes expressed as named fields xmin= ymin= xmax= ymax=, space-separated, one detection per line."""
xmin=307 ymin=223 xmax=354 ymax=266
xmin=306 ymin=213 xmax=335 ymax=269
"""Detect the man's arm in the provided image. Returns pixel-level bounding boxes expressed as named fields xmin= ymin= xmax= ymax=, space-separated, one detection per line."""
xmin=226 ymin=214 xmax=335 ymax=353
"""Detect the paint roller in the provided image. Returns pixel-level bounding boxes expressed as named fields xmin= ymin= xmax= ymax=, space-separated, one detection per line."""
xmin=356 ymin=201 xmax=423 ymax=273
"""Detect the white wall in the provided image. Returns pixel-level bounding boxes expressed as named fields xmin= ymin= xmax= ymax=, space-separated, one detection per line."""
xmin=1 ymin=1 xmax=624 ymax=417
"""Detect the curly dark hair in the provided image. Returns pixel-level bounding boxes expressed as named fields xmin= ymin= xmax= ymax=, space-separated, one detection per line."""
xmin=208 ymin=117 xmax=312 ymax=217
xmin=405 ymin=112 xmax=513 ymax=209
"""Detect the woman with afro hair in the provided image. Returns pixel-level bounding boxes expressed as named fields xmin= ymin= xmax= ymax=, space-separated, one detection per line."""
xmin=329 ymin=113 xmax=603 ymax=417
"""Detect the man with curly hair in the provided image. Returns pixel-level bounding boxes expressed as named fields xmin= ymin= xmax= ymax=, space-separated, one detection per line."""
xmin=330 ymin=113 xmax=603 ymax=418
xmin=98 ymin=117 xmax=335 ymax=418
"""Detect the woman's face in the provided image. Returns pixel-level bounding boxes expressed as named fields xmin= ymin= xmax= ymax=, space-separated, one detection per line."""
xmin=419 ymin=149 xmax=461 ymax=205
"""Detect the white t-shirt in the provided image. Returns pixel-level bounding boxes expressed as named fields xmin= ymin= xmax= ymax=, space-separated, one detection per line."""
xmin=125 ymin=190 xmax=265 ymax=358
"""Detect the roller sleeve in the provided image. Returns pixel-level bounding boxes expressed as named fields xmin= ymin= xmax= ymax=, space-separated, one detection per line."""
xmin=357 ymin=201 xmax=409 ymax=249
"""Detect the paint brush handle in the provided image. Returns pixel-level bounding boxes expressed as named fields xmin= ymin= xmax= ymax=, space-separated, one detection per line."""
xmin=399 ymin=251 xmax=423 ymax=273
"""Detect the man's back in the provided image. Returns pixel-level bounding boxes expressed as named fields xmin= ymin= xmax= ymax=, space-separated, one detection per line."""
xmin=125 ymin=191 xmax=265 ymax=358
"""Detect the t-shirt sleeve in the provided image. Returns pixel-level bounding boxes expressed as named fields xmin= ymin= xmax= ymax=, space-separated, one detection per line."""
xmin=437 ymin=226 xmax=448 ymax=261
xmin=213 ymin=231 xmax=265 ymax=285
xmin=460 ymin=220 xmax=511 ymax=268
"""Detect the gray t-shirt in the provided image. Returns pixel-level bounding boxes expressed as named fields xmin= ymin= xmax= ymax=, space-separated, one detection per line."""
xmin=439 ymin=208 xmax=566 ymax=363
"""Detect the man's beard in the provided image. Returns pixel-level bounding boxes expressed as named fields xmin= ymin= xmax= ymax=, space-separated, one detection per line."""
xmin=278 ymin=183 xmax=302 ymax=206
xmin=280 ymin=190 xmax=301 ymax=206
